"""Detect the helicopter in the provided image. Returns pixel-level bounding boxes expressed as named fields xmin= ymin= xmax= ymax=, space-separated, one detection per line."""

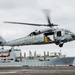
xmin=0 ymin=10 xmax=75 ymax=47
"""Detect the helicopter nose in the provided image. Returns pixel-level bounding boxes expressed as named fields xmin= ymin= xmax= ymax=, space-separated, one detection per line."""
xmin=71 ymin=34 xmax=75 ymax=39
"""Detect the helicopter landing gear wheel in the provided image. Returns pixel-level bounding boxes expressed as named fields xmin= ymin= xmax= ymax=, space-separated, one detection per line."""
xmin=59 ymin=42 xmax=64 ymax=47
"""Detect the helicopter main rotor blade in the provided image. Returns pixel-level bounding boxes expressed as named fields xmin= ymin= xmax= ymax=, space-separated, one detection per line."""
xmin=4 ymin=21 xmax=48 ymax=26
xmin=4 ymin=9 xmax=58 ymax=27
xmin=43 ymin=9 xmax=51 ymax=25
xmin=43 ymin=9 xmax=58 ymax=27
xmin=4 ymin=21 xmax=58 ymax=27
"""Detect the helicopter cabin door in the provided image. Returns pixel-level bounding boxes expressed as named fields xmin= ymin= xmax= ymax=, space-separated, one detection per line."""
xmin=57 ymin=31 xmax=61 ymax=37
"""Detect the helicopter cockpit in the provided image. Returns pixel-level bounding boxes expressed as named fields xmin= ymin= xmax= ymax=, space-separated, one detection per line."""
xmin=55 ymin=29 xmax=73 ymax=37
xmin=65 ymin=30 xmax=73 ymax=35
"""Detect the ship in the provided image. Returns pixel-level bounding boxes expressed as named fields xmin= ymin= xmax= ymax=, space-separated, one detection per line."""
xmin=0 ymin=48 xmax=75 ymax=66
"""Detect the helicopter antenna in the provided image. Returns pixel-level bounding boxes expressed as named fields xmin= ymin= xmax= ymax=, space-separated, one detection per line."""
xmin=4 ymin=9 xmax=58 ymax=28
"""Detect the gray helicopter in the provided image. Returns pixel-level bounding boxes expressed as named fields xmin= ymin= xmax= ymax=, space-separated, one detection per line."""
xmin=1 ymin=11 xmax=75 ymax=47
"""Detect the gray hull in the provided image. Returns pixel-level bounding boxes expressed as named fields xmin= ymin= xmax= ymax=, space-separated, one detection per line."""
xmin=0 ymin=57 xmax=74 ymax=66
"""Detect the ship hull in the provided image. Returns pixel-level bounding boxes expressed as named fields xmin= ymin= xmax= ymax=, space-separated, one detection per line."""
xmin=0 ymin=57 xmax=74 ymax=66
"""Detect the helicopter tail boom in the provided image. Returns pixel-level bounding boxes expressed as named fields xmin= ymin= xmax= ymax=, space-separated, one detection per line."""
xmin=0 ymin=36 xmax=6 ymax=45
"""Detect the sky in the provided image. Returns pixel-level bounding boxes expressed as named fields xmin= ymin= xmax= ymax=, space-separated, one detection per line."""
xmin=0 ymin=0 xmax=75 ymax=56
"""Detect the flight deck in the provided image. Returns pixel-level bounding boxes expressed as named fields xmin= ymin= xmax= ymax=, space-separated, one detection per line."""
xmin=0 ymin=66 xmax=75 ymax=75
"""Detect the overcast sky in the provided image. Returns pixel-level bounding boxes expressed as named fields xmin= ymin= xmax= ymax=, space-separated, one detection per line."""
xmin=0 ymin=0 xmax=75 ymax=56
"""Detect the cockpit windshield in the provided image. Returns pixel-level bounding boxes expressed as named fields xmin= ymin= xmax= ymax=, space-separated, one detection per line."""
xmin=65 ymin=30 xmax=72 ymax=35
